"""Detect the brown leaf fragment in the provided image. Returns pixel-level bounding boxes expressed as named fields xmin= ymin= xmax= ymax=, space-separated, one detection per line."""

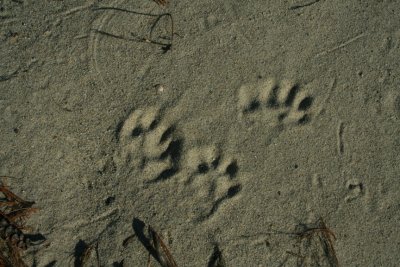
xmin=0 ymin=239 xmax=27 ymax=267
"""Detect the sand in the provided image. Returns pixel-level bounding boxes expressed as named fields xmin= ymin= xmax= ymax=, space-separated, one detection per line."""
xmin=1 ymin=0 xmax=399 ymax=266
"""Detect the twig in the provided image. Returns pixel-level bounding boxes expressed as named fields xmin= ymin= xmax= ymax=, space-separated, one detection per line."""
xmin=148 ymin=226 xmax=178 ymax=267
xmin=92 ymin=7 xmax=174 ymax=51
xmin=315 ymin=33 xmax=365 ymax=57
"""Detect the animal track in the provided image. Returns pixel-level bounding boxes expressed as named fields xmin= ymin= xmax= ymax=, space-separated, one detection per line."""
xmin=114 ymin=107 xmax=183 ymax=183
xmin=182 ymin=146 xmax=242 ymax=222
xmin=344 ymin=179 xmax=364 ymax=203
xmin=113 ymin=107 xmax=242 ymax=222
xmin=238 ymin=78 xmax=314 ymax=126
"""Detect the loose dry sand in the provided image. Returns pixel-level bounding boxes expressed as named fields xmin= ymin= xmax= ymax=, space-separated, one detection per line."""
xmin=1 ymin=0 xmax=400 ymax=266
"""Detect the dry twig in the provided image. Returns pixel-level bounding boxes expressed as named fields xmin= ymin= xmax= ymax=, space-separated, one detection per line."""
xmin=93 ymin=7 xmax=174 ymax=52
xmin=148 ymin=226 xmax=178 ymax=267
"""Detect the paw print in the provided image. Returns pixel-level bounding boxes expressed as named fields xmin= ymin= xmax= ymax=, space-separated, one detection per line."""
xmin=114 ymin=107 xmax=182 ymax=183
xmin=238 ymin=78 xmax=314 ymax=126
xmin=182 ymin=146 xmax=242 ymax=221
xmin=344 ymin=179 xmax=364 ymax=203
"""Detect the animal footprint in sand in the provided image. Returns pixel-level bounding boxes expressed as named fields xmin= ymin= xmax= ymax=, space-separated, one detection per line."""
xmin=115 ymin=107 xmax=183 ymax=183
xmin=344 ymin=179 xmax=364 ymax=203
xmin=183 ymin=146 xmax=242 ymax=221
xmin=238 ymin=78 xmax=314 ymax=126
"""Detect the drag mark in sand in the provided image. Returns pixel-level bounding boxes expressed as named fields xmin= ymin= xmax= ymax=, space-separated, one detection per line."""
xmin=337 ymin=121 xmax=344 ymax=156
xmin=289 ymin=0 xmax=321 ymax=10
xmin=89 ymin=3 xmax=174 ymax=86
xmin=88 ymin=0 xmax=125 ymax=88
xmin=315 ymin=33 xmax=366 ymax=57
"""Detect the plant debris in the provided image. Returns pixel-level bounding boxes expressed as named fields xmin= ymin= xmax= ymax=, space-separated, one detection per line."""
xmin=152 ymin=0 xmax=168 ymax=7
xmin=288 ymin=217 xmax=339 ymax=267
xmin=92 ymin=7 xmax=175 ymax=52
xmin=0 ymin=178 xmax=43 ymax=267
xmin=147 ymin=225 xmax=178 ymax=267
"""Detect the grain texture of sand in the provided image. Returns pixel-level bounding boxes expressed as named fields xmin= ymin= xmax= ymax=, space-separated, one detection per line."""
xmin=1 ymin=0 xmax=399 ymax=266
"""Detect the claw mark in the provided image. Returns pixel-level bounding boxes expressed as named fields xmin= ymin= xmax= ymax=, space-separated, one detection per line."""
xmin=88 ymin=0 xmax=126 ymax=88
xmin=199 ymin=184 xmax=242 ymax=222
xmin=0 ymin=68 xmax=19 ymax=82
xmin=238 ymin=78 xmax=314 ymax=126
xmin=61 ymin=3 xmax=93 ymax=17
xmin=315 ymin=78 xmax=336 ymax=120
xmin=337 ymin=121 xmax=344 ymax=156
xmin=316 ymin=33 xmax=366 ymax=57
xmin=289 ymin=0 xmax=321 ymax=10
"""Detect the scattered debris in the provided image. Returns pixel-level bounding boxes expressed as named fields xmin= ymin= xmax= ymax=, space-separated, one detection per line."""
xmin=0 ymin=178 xmax=44 ymax=267
xmin=288 ymin=217 xmax=339 ymax=267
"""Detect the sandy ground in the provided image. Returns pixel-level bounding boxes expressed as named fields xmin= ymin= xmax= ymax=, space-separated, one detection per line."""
xmin=1 ymin=0 xmax=400 ymax=266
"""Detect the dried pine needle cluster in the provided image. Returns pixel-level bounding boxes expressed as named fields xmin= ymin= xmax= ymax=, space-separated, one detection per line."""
xmin=289 ymin=217 xmax=339 ymax=267
xmin=0 ymin=181 xmax=337 ymax=267
xmin=0 ymin=180 xmax=40 ymax=267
